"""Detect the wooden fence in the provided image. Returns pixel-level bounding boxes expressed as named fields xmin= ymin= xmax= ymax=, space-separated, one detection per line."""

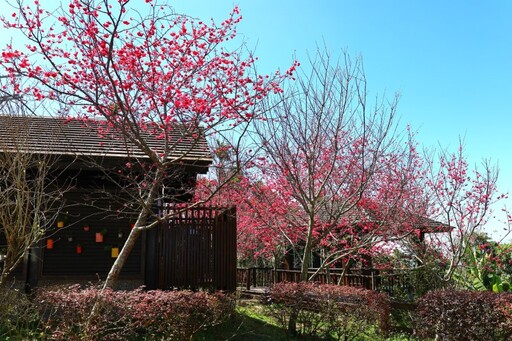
xmin=237 ymin=267 xmax=413 ymax=296
xmin=154 ymin=206 xmax=237 ymax=291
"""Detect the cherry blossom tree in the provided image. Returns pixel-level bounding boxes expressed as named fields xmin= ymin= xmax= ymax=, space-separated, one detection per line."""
xmin=421 ymin=144 xmax=504 ymax=282
xmin=197 ymin=47 xmax=507 ymax=288
xmin=375 ymin=142 xmax=507 ymax=291
xmin=0 ymin=0 xmax=295 ymax=289
xmin=195 ymin=175 xmax=293 ymax=266
xmin=243 ymin=49 xmax=412 ymax=281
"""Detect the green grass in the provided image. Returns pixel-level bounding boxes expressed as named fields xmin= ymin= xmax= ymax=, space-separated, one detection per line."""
xmin=194 ymin=299 xmax=423 ymax=341
xmin=193 ymin=299 xmax=299 ymax=340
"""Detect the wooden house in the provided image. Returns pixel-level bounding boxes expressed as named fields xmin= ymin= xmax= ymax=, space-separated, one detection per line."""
xmin=0 ymin=115 xmax=236 ymax=291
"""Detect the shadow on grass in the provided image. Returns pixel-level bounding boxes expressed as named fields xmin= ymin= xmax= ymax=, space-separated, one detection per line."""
xmin=194 ymin=299 xmax=419 ymax=341
xmin=193 ymin=300 xmax=311 ymax=341
xmin=193 ymin=313 xmax=294 ymax=341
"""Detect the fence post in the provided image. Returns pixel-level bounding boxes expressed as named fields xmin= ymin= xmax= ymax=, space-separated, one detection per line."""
xmin=246 ymin=268 xmax=251 ymax=290
xmin=252 ymin=267 xmax=257 ymax=288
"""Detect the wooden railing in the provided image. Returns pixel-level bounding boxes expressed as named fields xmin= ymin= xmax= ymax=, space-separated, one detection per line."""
xmin=237 ymin=267 xmax=414 ymax=296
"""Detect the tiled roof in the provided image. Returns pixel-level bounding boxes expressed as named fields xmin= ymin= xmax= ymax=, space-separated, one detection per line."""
xmin=0 ymin=115 xmax=212 ymax=165
xmin=413 ymin=215 xmax=452 ymax=233
xmin=321 ymin=205 xmax=451 ymax=233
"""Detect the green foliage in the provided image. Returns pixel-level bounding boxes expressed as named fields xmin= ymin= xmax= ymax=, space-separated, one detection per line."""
xmin=490 ymin=273 xmax=511 ymax=293
xmin=405 ymin=263 xmax=448 ymax=298
xmin=0 ymin=288 xmax=44 ymax=340
xmin=453 ymin=243 xmax=488 ymax=291
xmin=455 ymin=233 xmax=512 ymax=292
xmin=197 ymin=299 xmax=420 ymax=341
xmin=373 ymin=248 xmax=449 ymax=299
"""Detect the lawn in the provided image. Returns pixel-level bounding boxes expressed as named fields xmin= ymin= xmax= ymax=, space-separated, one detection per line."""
xmin=194 ymin=299 xmax=298 ymax=340
xmin=194 ymin=298 xmax=420 ymax=341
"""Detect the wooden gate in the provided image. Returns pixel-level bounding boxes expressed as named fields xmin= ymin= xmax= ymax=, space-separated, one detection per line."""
xmin=151 ymin=206 xmax=236 ymax=291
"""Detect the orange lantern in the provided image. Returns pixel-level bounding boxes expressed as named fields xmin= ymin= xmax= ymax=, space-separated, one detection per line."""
xmin=95 ymin=232 xmax=103 ymax=243
xmin=46 ymin=239 xmax=54 ymax=249
xmin=57 ymin=221 xmax=64 ymax=228
xmin=111 ymin=247 xmax=119 ymax=258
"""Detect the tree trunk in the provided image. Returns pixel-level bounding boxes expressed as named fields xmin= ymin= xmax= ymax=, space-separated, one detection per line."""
xmin=102 ymin=226 xmax=143 ymax=289
xmin=288 ymin=310 xmax=299 ymax=336
xmin=102 ymin=169 xmax=164 ymax=290
xmin=88 ymin=170 xmax=163 ymax=328
xmin=300 ymin=218 xmax=315 ymax=281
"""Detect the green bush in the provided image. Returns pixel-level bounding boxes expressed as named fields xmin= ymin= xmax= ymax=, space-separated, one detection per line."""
xmin=265 ymin=282 xmax=390 ymax=340
xmin=415 ymin=290 xmax=512 ymax=341
xmin=0 ymin=288 xmax=43 ymax=339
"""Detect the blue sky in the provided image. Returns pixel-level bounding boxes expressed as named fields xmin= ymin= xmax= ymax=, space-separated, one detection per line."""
xmin=170 ymin=0 xmax=512 ymax=238
xmin=1 ymin=0 xmax=511 ymax=237
xmin=169 ymin=1 xmax=512 ymax=155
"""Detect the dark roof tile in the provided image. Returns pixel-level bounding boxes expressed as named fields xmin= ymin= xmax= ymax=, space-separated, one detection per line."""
xmin=0 ymin=115 xmax=212 ymax=165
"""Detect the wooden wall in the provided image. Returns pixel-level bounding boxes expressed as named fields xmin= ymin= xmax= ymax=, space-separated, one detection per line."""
xmin=41 ymin=189 xmax=143 ymax=279
xmin=151 ymin=206 xmax=236 ymax=291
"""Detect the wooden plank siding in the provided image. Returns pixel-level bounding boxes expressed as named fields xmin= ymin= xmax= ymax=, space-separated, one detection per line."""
xmin=214 ymin=207 xmax=237 ymax=291
xmin=3 ymin=199 xmax=239 ymax=291
xmin=154 ymin=206 xmax=236 ymax=291
xmin=41 ymin=189 xmax=143 ymax=279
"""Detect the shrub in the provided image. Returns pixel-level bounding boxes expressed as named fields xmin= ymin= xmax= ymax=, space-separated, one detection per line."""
xmin=37 ymin=285 xmax=235 ymax=340
xmin=0 ymin=288 xmax=43 ymax=339
xmin=265 ymin=282 xmax=390 ymax=340
xmin=124 ymin=289 xmax=235 ymax=340
xmin=415 ymin=290 xmax=512 ymax=341
xmin=38 ymin=285 xmax=132 ymax=340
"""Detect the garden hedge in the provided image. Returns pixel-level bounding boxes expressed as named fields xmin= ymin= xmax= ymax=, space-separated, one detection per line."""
xmin=416 ymin=290 xmax=512 ymax=341
xmin=265 ymin=281 xmax=391 ymax=339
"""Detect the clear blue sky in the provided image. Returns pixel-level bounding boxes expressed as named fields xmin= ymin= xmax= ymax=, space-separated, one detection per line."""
xmin=170 ymin=0 xmax=512 ymax=238
xmin=2 ymin=0 xmax=511 ymax=237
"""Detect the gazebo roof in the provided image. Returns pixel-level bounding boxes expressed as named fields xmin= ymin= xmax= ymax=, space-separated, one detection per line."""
xmin=412 ymin=215 xmax=452 ymax=234
xmin=321 ymin=204 xmax=452 ymax=234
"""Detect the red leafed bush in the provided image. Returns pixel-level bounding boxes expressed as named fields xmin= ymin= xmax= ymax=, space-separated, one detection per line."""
xmin=37 ymin=285 xmax=234 ymax=341
xmin=265 ymin=282 xmax=390 ymax=339
xmin=416 ymin=290 xmax=512 ymax=341
xmin=124 ymin=289 xmax=234 ymax=339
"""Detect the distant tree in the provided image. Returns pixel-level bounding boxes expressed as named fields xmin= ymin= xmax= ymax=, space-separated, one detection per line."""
xmin=245 ymin=49 xmax=417 ymax=281
xmin=0 ymin=0 xmax=296 ymax=289
xmin=195 ymin=176 xmax=292 ymax=267
xmin=0 ymin=94 xmax=68 ymax=287
xmin=422 ymin=144 xmax=503 ymax=283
